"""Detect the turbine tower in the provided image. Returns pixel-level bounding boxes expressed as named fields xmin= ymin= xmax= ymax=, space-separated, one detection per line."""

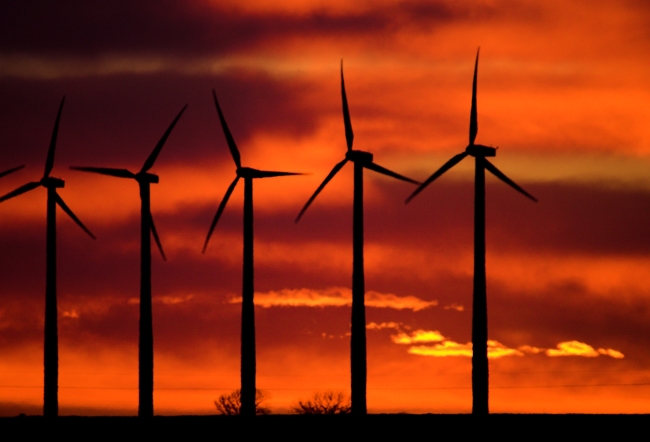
xmin=405 ymin=49 xmax=537 ymax=415
xmin=70 ymin=104 xmax=187 ymax=417
xmin=0 ymin=97 xmax=95 ymax=417
xmin=202 ymin=90 xmax=302 ymax=416
xmin=295 ymin=62 xmax=419 ymax=415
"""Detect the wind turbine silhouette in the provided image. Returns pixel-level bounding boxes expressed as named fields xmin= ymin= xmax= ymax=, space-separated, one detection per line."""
xmin=70 ymin=104 xmax=187 ymax=417
xmin=405 ymin=49 xmax=537 ymax=415
xmin=0 ymin=97 xmax=95 ymax=417
xmin=295 ymin=62 xmax=419 ymax=415
xmin=202 ymin=90 xmax=302 ymax=416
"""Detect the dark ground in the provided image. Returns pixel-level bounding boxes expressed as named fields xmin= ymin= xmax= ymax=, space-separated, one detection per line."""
xmin=0 ymin=414 xmax=646 ymax=437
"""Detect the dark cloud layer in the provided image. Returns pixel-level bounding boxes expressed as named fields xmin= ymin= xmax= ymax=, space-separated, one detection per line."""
xmin=370 ymin=179 xmax=650 ymax=256
xmin=0 ymin=1 xmax=505 ymax=58
xmin=0 ymin=71 xmax=320 ymax=168
xmin=1 ymin=178 xmax=645 ymax=308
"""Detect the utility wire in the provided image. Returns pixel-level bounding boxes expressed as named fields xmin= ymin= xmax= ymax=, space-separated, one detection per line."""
xmin=3 ymin=383 xmax=650 ymax=391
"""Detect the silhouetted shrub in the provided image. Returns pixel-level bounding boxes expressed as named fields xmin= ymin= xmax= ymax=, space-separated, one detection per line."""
xmin=292 ymin=391 xmax=351 ymax=414
xmin=214 ymin=389 xmax=270 ymax=415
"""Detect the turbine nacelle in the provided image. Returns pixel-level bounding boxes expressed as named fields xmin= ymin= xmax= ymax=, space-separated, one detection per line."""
xmin=0 ymin=96 xmax=96 ymax=242
xmin=346 ymin=150 xmax=373 ymax=164
xmin=295 ymin=64 xmax=419 ymax=224
xmin=69 ymin=104 xmax=187 ymax=265
xmin=203 ymin=93 xmax=303 ymax=254
xmin=135 ymin=172 xmax=160 ymax=184
xmin=406 ymin=49 xmax=537 ymax=205
xmin=466 ymin=144 xmax=496 ymax=158
xmin=237 ymin=167 xmax=265 ymax=179
xmin=41 ymin=177 xmax=65 ymax=188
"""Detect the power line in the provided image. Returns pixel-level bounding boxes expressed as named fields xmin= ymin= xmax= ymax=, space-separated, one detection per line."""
xmin=1 ymin=368 xmax=647 ymax=376
xmin=2 ymin=383 xmax=650 ymax=391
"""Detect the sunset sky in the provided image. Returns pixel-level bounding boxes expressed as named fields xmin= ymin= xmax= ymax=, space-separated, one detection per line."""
xmin=1 ymin=0 xmax=650 ymax=415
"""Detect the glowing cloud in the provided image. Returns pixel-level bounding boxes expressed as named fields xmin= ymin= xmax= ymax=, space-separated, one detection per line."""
xmin=407 ymin=340 xmax=523 ymax=359
xmin=518 ymin=345 xmax=543 ymax=354
xmin=598 ymin=348 xmax=625 ymax=359
xmin=487 ymin=340 xmax=525 ymax=359
xmin=367 ymin=322 xmax=402 ymax=330
xmin=62 ymin=310 xmax=80 ymax=319
xmin=408 ymin=341 xmax=473 ymax=358
xmin=366 ymin=291 xmax=437 ymax=311
xmin=444 ymin=303 xmax=464 ymax=312
xmin=391 ymin=330 xmax=446 ymax=344
xmin=404 ymin=337 xmax=624 ymax=359
xmin=229 ymin=287 xmax=437 ymax=311
xmin=159 ymin=294 xmax=194 ymax=305
xmin=547 ymin=341 xmax=624 ymax=359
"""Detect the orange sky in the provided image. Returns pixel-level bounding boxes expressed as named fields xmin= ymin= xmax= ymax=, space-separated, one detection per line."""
xmin=1 ymin=0 xmax=650 ymax=415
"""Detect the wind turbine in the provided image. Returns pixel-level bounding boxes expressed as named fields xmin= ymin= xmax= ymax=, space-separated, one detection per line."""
xmin=202 ymin=90 xmax=302 ymax=416
xmin=70 ymin=104 xmax=187 ymax=417
xmin=295 ymin=62 xmax=419 ymax=415
xmin=0 ymin=97 xmax=95 ymax=417
xmin=405 ymin=49 xmax=537 ymax=415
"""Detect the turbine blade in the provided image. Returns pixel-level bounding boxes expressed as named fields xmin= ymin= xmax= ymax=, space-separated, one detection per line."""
xmin=405 ymin=151 xmax=468 ymax=204
xmin=149 ymin=212 xmax=166 ymax=261
xmin=365 ymin=162 xmax=419 ymax=184
xmin=44 ymin=96 xmax=65 ymax=178
xmin=54 ymin=193 xmax=96 ymax=239
xmin=140 ymin=105 xmax=188 ymax=173
xmin=469 ymin=48 xmax=479 ymax=146
xmin=295 ymin=158 xmax=347 ymax=223
xmin=341 ymin=61 xmax=354 ymax=151
xmin=213 ymin=90 xmax=242 ymax=169
xmin=70 ymin=166 xmax=135 ymax=179
xmin=252 ymin=170 xmax=304 ymax=179
xmin=484 ymin=159 xmax=538 ymax=202
xmin=0 ymin=181 xmax=41 ymax=203
xmin=0 ymin=165 xmax=25 ymax=179
xmin=202 ymin=176 xmax=240 ymax=253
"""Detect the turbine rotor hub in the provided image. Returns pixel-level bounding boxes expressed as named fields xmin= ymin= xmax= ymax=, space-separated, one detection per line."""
xmin=346 ymin=150 xmax=373 ymax=164
xmin=465 ymin=144 xmax=497 ymax=158
xmin=136 ymin=172 xmax=159 ymax=184
xmin=237 ymin=167 xmax=256 ymax=178
xmin=41 ymin=177 xmax=64 ymax=188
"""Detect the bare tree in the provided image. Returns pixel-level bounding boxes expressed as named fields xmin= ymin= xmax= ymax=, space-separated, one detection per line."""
xmin=214 ymin=389 xmax=270 ymax=415
xmin=292 ymin=391 xmax=351 ymax=414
